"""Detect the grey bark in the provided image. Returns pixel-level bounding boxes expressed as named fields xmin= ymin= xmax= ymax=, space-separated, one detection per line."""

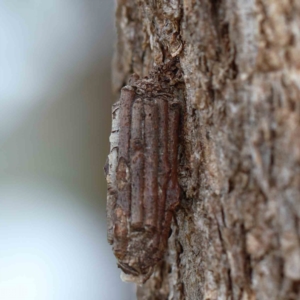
xmin=112 ymin=1 xmax=300 ymax=299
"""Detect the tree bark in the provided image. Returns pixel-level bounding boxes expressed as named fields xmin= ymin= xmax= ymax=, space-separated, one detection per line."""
xmin=112 ymin=1 xmax=300 ymax=299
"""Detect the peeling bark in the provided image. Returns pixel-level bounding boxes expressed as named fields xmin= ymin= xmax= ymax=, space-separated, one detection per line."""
xmin=112 ymin=1 xmax=300 ymax=299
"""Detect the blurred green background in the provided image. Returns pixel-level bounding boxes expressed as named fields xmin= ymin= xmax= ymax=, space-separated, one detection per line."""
xmin=0 ymin=1 xmax=134 ymax=299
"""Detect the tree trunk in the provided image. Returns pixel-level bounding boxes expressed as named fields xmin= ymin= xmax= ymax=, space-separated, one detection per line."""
xmin=112 ymin=1 xmax=300 ymax=299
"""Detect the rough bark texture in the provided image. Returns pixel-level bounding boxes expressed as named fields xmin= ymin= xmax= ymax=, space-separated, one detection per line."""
xmin=112 ymin=1 xmax=300 ymax=299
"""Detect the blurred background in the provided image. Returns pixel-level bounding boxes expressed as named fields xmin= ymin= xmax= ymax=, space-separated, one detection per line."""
xmin=0 ymin=1 xmax=135 ymax=299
